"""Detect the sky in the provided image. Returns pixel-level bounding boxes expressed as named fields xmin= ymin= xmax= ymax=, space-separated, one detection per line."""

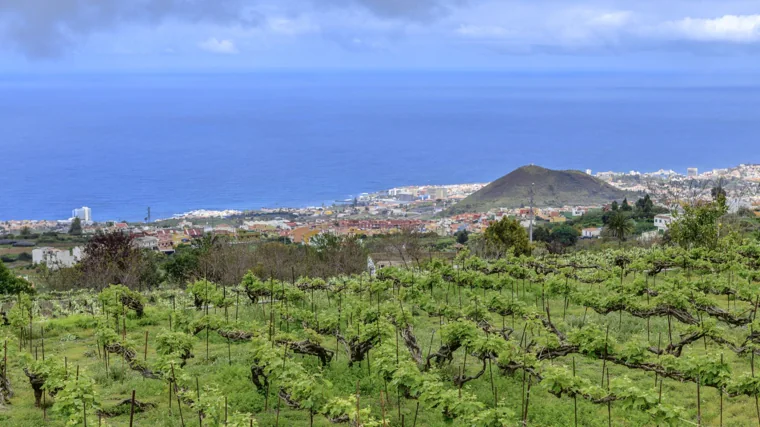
xmin=2 ymin=0 xmax=760 ymax=71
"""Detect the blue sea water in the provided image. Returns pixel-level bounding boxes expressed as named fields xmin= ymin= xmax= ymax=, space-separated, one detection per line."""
xmin=2 ymin=70 xmax=760 ymax=222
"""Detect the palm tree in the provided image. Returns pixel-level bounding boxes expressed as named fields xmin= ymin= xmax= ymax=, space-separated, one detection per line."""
xmin=607 ymin=211 xmax=634 ymax=245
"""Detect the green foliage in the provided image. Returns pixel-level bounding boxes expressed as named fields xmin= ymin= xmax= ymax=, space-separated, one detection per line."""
xmin=53 ymin=374 xmax=100 ymax=427
xmin=0 ymin=259 xmax=35 ymax=295
xmin=188 ymin=279 xmax=223 ymax=308
xmin=155 ymin=329 xmax=194 ymax=358
xmin=606 ymin=210 xmax=634 ymax=243
xmin=98 ymin=284 xmax=144 ymax=317
xmin=484 ymin=217 xmax=531 ymax=256
xmin=68 ymin=217 xmax=83 ymax=236
xmin=669 ymin=195 xmax=729 ymax=250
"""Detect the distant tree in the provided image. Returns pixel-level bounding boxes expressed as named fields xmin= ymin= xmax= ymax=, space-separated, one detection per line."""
xmin=79 ymin=231 xmax=161 ymax=290
xmin=611 ymin=201 xmax=619 ymax=211
xmin=69 ymin=217 xmax=83 ymax=235
xmin=484 ymin=217 xmax=531 ymax=257
xmin=711 ymin=185 xmax=727 ymax=201
xmin=669 ymin=194 xmax=728 ymax=250
xmin=380 ymin=227 xmax=425 ymax=268
xmin=621 ymin=198 xmax=632 ymax=211
xmin=606 ymin=211 xmax=634 ymax=245
xmin=20 ymin=227 xmax=31 ymax=237
xmin=0 ymin=260 xmax=34 ymax=295
xmin=455 ymin=230 xmax=469 ymax=245
xmin=550 ymin=225 xmax=579 ymax=247
xmin=635 ymin=195 xmax=655 ymax=217
xmin=532 ymin=226 xmax=551 ymax=243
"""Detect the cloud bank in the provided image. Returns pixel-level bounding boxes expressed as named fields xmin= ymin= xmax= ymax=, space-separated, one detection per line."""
xmin=2 ymin=0 xmax=760 ymax=63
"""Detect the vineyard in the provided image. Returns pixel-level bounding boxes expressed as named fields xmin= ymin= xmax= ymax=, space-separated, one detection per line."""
xmin=3 ymin=243 xmax=760 ymax=426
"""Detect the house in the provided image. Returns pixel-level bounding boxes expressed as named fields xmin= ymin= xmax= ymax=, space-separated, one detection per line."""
xmin=213 ymin=224 xmax=236 ymax=235
xmin=654 ymin=214 xmax=674 ymax=232
xmin=184 ymin=228 xmax=204 ymax=238
xmin=134 ymin=236 xmax=159 ymax=250
xmin=157 ymin=239 xmax=175 ymax=254
xmin=292 ymin=227 xmax=322 ymax=244
xmin=550 ymin=215 xmax=567 ymax=223
xmin=32 ymin=247 xmax=83 ymax=270
xmin=572 ymin=207 xmax=588 ymax=217
xmin=582 ymin=227 xmax=602 ymax=239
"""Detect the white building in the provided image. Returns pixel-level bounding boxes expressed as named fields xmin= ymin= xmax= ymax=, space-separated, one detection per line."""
xmin=432 ymin=187 xmax=449 ymax=199
xmin=134 ymin=236 xmax=159 ymax=250
xmin=72 ymin=206 xmax=92 ymax=223
xmin=582 ymin=227 xmax=602 ymax=238
xmin=654 ymin=214 xmax=674 ymax=232
xmin=687 ymin=168 xmax=698 ymax=178
xmin=32 ymin=247 xmax=83 ymax=270
xmin=572 ymin=207 xmax=588 ymax=217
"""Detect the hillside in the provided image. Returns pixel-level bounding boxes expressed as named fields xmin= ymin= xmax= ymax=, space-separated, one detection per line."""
xmin=447 ymin=165 xmax=632 ymax=214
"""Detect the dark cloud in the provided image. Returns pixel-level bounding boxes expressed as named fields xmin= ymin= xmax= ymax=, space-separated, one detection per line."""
xmin=0 ymin=0 xmax=261 ymax=58
xmin=0 ymin=0 xmax=465 ymax=58
xmin=328 ymin=0 xmax=469 ymax=20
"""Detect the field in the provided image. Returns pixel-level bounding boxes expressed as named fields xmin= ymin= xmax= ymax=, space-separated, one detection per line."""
xmin=2 ymin=245 xmax=760 ymax=426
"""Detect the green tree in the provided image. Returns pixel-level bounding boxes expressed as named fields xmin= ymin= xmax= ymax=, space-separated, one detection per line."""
xmin=550 ymin=225 xmax=579 ymax=247
xmin=634 ymin=194 xmax=655 ymax=219
xmin=668 ymin=194 xmax=728 ymax=250
xmin=20 ymin=226 xmax=31 ymax=237
xmin=606 ymin=211 xmax=634 ymax=245
xmin=711 ymin=185 xmax=727 ymax=201
xmin=455 ymin=230 xmax=469 ymax=244
xmin=532 ymin=226 xmax=551 ymax=243
xmin=484 ymin=217 xmax=531 ymax=257
xmin=69 ymin=217 xmax=83 ymax=235
xmin=0 ymin=260 xmax=34 ymax=295
xmin=621 ymin=198 xmax=632 ymax=211
xmin=611 ymin=201 xmax=619 ymax=211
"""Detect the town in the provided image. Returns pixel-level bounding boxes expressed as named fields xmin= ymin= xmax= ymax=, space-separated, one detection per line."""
xmin=3 ymin=164 xmax=760 ymax=271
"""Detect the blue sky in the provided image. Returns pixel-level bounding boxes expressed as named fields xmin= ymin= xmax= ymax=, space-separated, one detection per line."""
xmin=3 ymin=0 xmax=760 ymax=71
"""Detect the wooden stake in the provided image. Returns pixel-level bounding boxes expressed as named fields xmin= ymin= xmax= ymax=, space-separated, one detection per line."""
xmin=197 ymin=377 xmax=202 ymax=427
xmin=573 ymin=357 xmax=578 ymax=427
xmin=170 ymin=363 xmax=185 ymax=427
xmin=129 ymin=390 xmax=136 ymax=427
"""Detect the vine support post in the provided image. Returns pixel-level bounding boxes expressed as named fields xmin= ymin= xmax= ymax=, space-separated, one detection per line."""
xmin=522 ymin=375 xmax=532 ymax=426
xmin=601 ymin=325 xmax=609 ymax=387
xmin=607 ymin=369 xmax=611 ymax=427
xmin=719 ymin=353 xmax=723 ymax=427
xmin=697 ymin=373 xmax=701 ymax=427
xmin=572 ymin=357 xmax=578 ymax=427
xmin=170 ymin=363 xmax=185 ymax=427
xmin=129 ymin=389 xmax=136 ymax=427
xmin=196 ymin=376 xmax=202 ymax=427
xmin=144 ymin=331 xmax=148 ymax=361
xmin=753 ymin=350 xmax=760 ymax=427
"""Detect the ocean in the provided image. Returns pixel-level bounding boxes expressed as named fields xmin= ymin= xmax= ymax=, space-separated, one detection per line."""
xmin=2 ymin=70 xmax=760 ymax=222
